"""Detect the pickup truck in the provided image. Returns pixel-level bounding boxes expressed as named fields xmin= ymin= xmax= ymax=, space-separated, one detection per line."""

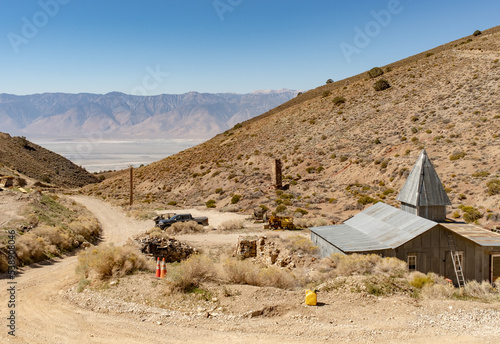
xmin=155 ymin=213 xmax=209 ymax=230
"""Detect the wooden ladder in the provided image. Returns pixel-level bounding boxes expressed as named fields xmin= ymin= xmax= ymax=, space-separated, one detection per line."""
xmin=447 ymin=233 xmax=465 ymax=287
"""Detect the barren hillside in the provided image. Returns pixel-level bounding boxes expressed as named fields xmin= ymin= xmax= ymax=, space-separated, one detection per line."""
xmin=0 ymin=132 xmax=99 ymax=188
xmin=84 ymin=26 xmax=500 ymax=228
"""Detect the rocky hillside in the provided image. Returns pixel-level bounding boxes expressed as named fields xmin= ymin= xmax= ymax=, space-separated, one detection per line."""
xmin=0 ymin=133 xmax=99 ymax=188
xmin=84 ymin=26 xmax=500 ymax=228
xmin=0 ymin=90 xmax=297 ymax=140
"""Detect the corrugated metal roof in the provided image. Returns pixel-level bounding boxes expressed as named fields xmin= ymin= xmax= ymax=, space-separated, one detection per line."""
xmin=311 ymin=203 xmax=438 ymax=252
xmin=397 ymin=150 xmax=451 ymax=207
xmin=311 ymin=224 xmax=388 ymax=252
xmin=442 ymin=223 xmax=500 ymax=247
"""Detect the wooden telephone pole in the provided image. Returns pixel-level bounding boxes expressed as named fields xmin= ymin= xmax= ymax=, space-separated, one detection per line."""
xmin=129 ymin=166 xmax=134 ymax=206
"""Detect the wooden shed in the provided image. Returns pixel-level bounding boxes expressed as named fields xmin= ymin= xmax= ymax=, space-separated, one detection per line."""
xmin=311 ymin=150 xmax=500 ymax=284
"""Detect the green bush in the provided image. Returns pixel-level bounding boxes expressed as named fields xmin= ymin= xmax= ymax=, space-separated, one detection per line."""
xmin=374 ymin=79 xmax=390 ymax=91
xmin=231 ymin=194 xmax=241 ymax=204
xmin=276 ymin=205 xmax=287 ymax=213
xmin=368 ymin=67 xmax=384 ymax=78
xmin=486 ymin=179 xmax=500 ymax=195
xmin=459 ymin=205 xmax=483 ymax=223
xmin=332 ymin=96 xmax=346 ymax=105
xmin=322 ymin=90 xmax=332 ymax=98
xmin=357 ymin=195 xmax=378 ymax=205
xmin=450 ymin=151 xmax=466 ymax=161
xmin=326 ymin=79 xmax=334 ymax=84
xmin=473 ymin=30 xmax=482 ymax=36
xmin=206 ymin=199 xmax=216 ymax=208
xmin=294 ymin=208 xmax=308 ymax=216
xmin=167 ymin=200 xmax=177 ymax=206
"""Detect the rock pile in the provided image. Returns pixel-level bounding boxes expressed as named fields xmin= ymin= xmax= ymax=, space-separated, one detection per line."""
xmin=135 ymin=236 xmax=198 ymax=262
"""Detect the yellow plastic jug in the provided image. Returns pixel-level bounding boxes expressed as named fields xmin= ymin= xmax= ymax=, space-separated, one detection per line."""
xmin=305 ymin=289 xmax=317 ymax=306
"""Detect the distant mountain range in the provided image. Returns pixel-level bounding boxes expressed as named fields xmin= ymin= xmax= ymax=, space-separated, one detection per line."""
xmin=0 ymin=90 xmax=298 ymax=140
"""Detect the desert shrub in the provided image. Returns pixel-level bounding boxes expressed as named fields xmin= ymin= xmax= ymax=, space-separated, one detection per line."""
xmin=339 ymin=156 xmax=348 ymax=162
xmin=282 ymin=235 xmax=319 ymax=255
xmin=206 ymin=199 xmax=216 ymax=208
xmin=450 ymin=151 xmax=466 ymax=161
xmin=473 ymin=30 xmax=482 ymax=36
xmin=223 ymin=258 xmax=261 ymax=285
xmin=215 ymin=188 xmax=223 ymax=194
xmin=76 ymin=244 xmax=148 ymax=283
xmin=357 ymin=195 xmax=377 ymax=205
xmin=486 ymin=179 xmax=500 ymax=195
xmin=374 ymin=257 xmax=407 ymax=277
xmin=459 ymin=205 xmax=483 ymax=223
xmin=232 ymin=123 xmax=243 ymax=130
xmin=218 ymin=220 xmax=244 ymax=231
xmin=420 ymin=283 xmax=455 ymax=299
xmin=231 ymin=194 xmax=241 ymax=204
xmin=373 ymin=79 xmax=390 ymax=91
xmin=168 ymin=254 xmax=216 ymax=292
xmin=331 ymin=253 xmax=381 ymax=276
xmin=258 ymin=265 xmax=298 ymax=290
xmin=294 ymin=208 xmax=308 ymax=216
xmin=167 ymin=221 xmax=204 ymax=235
xmin=332 ymin=96 xmax=346 ymax=105
xmin=322 ymin=90 xmax=331 ymax=98
xmin=294 ymin=218 xmax=330 ymax=228
xmin=167 ymin=200 xmax=177 ymax=206
xmin=368 ymin=67 xmax=384 ymax=78
xmin=471 ymin=170 xmax=490 ymax=178
xmin=459 ymin=280 xmax=498 ymax=300
xmin=409 ymin=271 xmax=436 ymax=289
xmin=326 ymin=79 xmax=334 ymax=84
xmin=275 ymin=205 xmax=287 ymax=213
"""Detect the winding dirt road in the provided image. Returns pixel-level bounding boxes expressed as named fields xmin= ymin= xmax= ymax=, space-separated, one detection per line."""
xmin=2 ymin=196 xmax=500 ymax=344
xmin=0 ymin=196 xmax=301 ymax=344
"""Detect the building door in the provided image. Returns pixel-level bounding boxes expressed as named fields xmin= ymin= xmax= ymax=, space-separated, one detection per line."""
xmin=491 ymin=255 xmax=500 ymax=283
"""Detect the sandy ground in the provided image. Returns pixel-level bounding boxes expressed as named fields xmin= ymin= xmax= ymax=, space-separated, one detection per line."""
xmin=1 ymin=196 xmax=500 ymax=343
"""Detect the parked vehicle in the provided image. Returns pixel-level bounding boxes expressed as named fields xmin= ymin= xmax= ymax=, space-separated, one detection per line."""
xmin=155 ymin=213 xmax=209 ymax=230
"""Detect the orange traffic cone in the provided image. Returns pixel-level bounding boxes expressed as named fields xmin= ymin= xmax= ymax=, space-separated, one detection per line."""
xmin=160 ymin=258 xmax=167 ymax=278
xmin=155 ymin=257 xmax=161 ymax=278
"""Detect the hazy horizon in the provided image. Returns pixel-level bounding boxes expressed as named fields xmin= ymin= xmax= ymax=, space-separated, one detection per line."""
xmin=32 ymin=138 xmax=204 ymax=173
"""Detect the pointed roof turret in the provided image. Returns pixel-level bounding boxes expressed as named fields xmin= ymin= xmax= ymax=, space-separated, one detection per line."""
xmin=397 ymin=150 xmax=451 ymax=207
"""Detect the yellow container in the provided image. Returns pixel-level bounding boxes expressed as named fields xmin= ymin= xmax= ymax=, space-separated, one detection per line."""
xmin=305 ymin=289 xmax=317 ymax=306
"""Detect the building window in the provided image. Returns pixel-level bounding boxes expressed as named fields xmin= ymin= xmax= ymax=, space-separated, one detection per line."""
xmin=408 ymin=254 xmax=417 ymax=272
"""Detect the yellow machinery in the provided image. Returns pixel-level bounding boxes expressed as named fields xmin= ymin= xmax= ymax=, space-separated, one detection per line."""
xmin=267 ymin=215 xmax=296 ymax=230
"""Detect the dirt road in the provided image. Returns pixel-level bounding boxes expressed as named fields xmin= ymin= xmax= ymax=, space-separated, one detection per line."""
xmin=0 ymin=196 xmax=307 ymax=343
xmin=2 ymin=196 xmax=499 ymax=343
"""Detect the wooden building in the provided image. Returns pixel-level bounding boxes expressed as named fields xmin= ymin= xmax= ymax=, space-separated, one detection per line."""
xmin=311 ymin=150 xmax=500 ymax=284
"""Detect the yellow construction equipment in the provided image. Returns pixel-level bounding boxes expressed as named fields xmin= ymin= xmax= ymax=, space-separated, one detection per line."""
xmin=267 ymin=214 xmax=296 ymax=230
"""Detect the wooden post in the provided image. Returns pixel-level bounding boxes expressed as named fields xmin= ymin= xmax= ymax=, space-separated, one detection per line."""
xmin=129 ymin=166 xmax=133 ymax=206
xmin=272 ymin=159 xmax=282 ymax=190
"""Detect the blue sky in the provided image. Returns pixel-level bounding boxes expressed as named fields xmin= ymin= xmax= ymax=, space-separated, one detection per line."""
xmin=0 ymin=0 xmax=498 ymax=95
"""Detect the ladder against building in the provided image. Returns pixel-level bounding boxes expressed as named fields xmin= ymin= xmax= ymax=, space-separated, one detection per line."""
xmin=447 ymin=233 xmax=465 ymax=287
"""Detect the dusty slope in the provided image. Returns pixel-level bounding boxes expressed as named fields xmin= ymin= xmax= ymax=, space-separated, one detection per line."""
xmin=0 ymin=133 xmax=99 ymax=188
xmin=2 ymin=196 xmax=500 ymax=344
xmin=84 ymin=26 xmax=500 ymax=227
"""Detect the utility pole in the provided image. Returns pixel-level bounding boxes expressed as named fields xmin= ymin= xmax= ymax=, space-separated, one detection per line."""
xmin=129 ymin=166 xmax=134 ymax=206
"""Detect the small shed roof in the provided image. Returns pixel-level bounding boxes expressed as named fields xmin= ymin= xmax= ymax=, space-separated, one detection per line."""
xmin=311 ymin=202 xmax=437 ymax=253
xmin=441 ymin=223 xmax=500 ymax=247
xmin=397 ymin=150 xmax=451 ymax=207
